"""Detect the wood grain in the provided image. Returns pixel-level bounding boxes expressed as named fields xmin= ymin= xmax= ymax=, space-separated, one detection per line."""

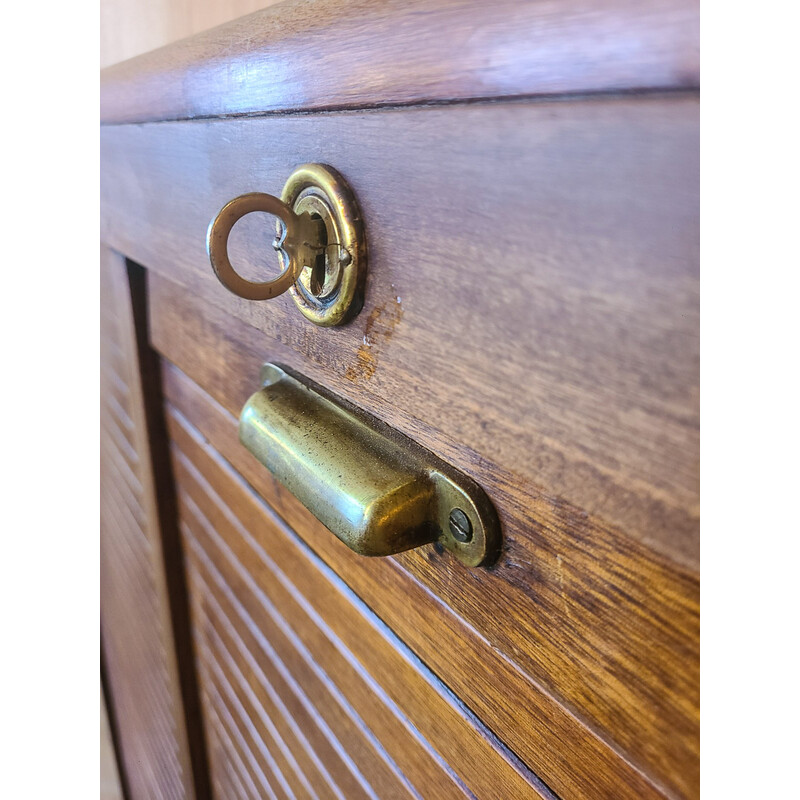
xmin=100 ymin=247 xmax=196 ymax=800
xmin=101 ymin=95 xmax=699 ymax=571
xmin=159 ymin=341 xmax=698 ymax=800
xmin=100 ymin=0 xmax=699 ymax=124
xmin=168 ymin=404 xmax=553 ymax=800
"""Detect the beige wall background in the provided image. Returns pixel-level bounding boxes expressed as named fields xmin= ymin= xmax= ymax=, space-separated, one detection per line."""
xmin=101 ymin=0 xmax=283 ymax=68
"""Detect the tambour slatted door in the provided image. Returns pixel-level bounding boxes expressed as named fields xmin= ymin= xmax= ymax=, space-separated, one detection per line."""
xmin=166 ymin=387 xmax=552 ymax=800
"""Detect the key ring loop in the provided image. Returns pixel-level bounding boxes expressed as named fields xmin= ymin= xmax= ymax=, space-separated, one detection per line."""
xmin=207 ymin=192 xmax=302 ymax=301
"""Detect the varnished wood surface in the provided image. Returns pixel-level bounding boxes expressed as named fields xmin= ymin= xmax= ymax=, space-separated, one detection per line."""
xmin=101 ymin=95 xmax=699 ymax=572
xmin=167 ymin=397 xmax=553 ymax=800
xmin=155 ymin=307 xmax=699 ymax=800
xmin=100 ymin=0 xmax=699 ymax=124
xmin=100 ymin=248 xmax=196 ymax=800
xmin=101 ymin=77 xmax=700 ymax=800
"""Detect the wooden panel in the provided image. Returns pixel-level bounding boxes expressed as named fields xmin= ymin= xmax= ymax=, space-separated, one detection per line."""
xmin=166 ymin=396 xmax=553 ymax=800
xmin=100 ymin=248 xmax=196 ymax=800
xmin=159 ymin=347 xmax=697 ymax=800
xmin=100 ymin=0 xmax=699 ymax=123
xmin=101 ymin=95 xmax=699 ymax=570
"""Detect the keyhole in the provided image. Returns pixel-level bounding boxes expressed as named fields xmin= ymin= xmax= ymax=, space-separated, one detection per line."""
xmin=309 ymin=213 xmax=328 ymax=296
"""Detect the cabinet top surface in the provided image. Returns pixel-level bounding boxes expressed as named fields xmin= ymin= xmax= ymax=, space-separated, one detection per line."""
xmin=100 ymin=0 xmax=699 ymax=125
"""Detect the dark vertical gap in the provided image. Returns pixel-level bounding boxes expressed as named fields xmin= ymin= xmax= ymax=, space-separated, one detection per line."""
xmin=125 ymin=259 xmax=212 ymax=800
xmin=100 ymin=638 xmax=133 ymax=800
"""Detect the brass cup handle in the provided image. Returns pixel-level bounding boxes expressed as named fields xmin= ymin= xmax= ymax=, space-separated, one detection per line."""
xmin=238 ymin=363 xmax=502 ymax=568
xmin=206 ymin=192 xmax=321 ymax=301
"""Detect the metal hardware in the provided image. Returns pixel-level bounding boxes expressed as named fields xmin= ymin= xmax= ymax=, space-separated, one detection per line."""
xmin=281 ymin=164 xmax=365 ymax=326
xmin=207 ymin=164 xmax=365 ymax=326
xmin=239 ymin=364 xmax=501 ymax=567
xmin=448 ymin=509 xmax=473 ymax=543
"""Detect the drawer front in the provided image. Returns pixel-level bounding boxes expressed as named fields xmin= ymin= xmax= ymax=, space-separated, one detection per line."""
xmin=103 ymin=93 xmax=699 ymax=798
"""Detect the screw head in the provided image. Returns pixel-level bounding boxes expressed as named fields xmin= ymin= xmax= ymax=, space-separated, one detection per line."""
xmin=448 ymin=508 xmax=473 ymax=543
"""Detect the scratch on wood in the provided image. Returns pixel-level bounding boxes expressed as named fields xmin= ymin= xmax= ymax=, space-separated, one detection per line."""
xmin=345 ymin=297 xmax=403 ymax=383
xmin=556 ymin=554 xmax=573 ymax=621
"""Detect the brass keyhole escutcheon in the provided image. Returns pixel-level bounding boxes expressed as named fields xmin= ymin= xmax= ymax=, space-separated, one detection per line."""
xmin=207 ymin=164 xmax=366 ymax=326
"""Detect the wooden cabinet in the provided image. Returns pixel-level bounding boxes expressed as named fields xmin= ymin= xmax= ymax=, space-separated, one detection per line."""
xmin=100 ymin=2 xmax=699 ymax=798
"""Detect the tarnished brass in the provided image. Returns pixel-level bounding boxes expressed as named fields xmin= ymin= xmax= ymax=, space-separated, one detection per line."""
xmin=206 ymin=192 xmax=319 ymax=301
xmin=206 ymin=164 xmax=365 ymax=325
xmin=280 ymin=164 xmax=366 ymax=326
xmin=239 ymin=364 xmax=501 ymax=567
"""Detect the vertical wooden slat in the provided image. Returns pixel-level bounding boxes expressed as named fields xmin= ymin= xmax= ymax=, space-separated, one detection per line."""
xmin=100 ymin=246 xmax=196 ymax=799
